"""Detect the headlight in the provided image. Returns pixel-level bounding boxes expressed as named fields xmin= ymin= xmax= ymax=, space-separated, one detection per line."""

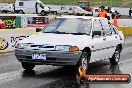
xmin=55 ymin=45 xmax=79 ymax=52
xmin=55 ymin=45 xmax=70 ymax=51
xmin=69 ymin=46 xmax=79 ymax=52
xmin=17 ymin=43 xmax=29 ymax=49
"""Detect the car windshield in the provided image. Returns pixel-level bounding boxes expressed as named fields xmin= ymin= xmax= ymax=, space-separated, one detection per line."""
xmin=43 ymin=18 xmax=92 ymax=34
xmin=76 ymin=7 xmax=84 ymax=10
xmin=4 ymin=4 xmax=12 ymax=6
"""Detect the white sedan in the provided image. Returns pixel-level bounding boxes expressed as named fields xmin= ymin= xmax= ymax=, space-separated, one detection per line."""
xmin=2 ymin=4 xmax=14 ymax=13
xmin=15 ymin=16 xmax=124 ymax=71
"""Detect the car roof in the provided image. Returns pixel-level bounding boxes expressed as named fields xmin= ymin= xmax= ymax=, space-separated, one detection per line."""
xmin=3 ymin=4 xmax=13 ymax=6
xmin=56 ymin=16 xmax=107 ymax=20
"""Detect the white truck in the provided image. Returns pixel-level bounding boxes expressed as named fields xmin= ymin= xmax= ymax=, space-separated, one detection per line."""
xmin=14 ymin=0 xmax=49 ymax=16
xmin=15 ymin=16 xmax=124 ymax=71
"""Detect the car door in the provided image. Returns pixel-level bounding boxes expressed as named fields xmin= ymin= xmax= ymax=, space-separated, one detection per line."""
xmin=60 ymin=7 xmax=67 ymax=13
xmin=100 ymin=19 xmax=118 ymax=58
xmin=90 ymin=19 xmax=109 ymax=62
xmin=110 ymin=24 xmax=122 ymax=49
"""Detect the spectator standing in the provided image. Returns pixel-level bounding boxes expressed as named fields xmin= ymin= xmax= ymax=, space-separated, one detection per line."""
xmin=129 ymin=8 xmax=132 ymax=18
xmin=98 ymin=6 xmax=107 ymax=18
xmin=85 ymin=4 xmax=92 ymax=12
xmin=107 ymin=6 xmax=112 ymax=13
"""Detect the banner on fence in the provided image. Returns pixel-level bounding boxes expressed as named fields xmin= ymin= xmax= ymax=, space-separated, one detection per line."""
xmin=0 ymin=28 xmax=37 ymax=53
xmin=0 ymin=16 xmax=21 ymax=29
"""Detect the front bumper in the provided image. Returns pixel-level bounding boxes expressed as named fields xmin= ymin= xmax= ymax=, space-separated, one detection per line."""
xmin=15 ymin=49 xmax=82 ymax=66
xmin=2 ymin=10 xmax=13 ymax=12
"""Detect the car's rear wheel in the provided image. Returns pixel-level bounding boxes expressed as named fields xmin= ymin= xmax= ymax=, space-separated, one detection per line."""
xmin=109 ymin=46 xmax=121 ymax=65
xmin=18 ymin=10 xmax=23 ymax=14
xmin=21 ymin=63 xmax=35 ymax=70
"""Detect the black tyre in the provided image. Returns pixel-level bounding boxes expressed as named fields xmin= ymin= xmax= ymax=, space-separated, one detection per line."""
xmin=41 ymin=11 xmax=46 ymax=16
xmin=77 ymin=52 xmax=90 ymax=72
xmin=18 ymin=10 xmax=23 ymax=14
xmin=76 ymin=13 xmax=80 ymax=16
xmin=110 ymin=46 xmax=121 ymax=65
xmin=53 ymin=11 xmax=57 ymax=14
xmin=21 ymin=63 xmax=35 ymax=70
xmin=11 ymin=11 xmax=14 ymax=14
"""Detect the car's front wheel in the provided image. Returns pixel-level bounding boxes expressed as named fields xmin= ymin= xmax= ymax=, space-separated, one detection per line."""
xmin=41 ymin=11 xmax=47 ymax=16
xmin=110 ymin=46 xmax=121 ymax=65
xmin=21 ymin=63 xmax=35 ymax=70
xmin=53 ymin=11 xmax=57 ymax=14
xmin=77 ymin=52 xmax=90 ymax=74
xmin=2 ymin=11 xmax=4 ymax=13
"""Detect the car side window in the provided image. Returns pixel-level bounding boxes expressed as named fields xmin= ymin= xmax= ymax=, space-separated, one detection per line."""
xmin=100 ymin=19 xmax=112 ymax=35
xmin=93 ymin=19 xmax=104 ymax=35
xmin=76 ymin=19 xmax=92 ymax=34
xmin=110 ymin=24 xmax=118 ymax=34
xmin=19 ymin=2 xmax=24 ymax=6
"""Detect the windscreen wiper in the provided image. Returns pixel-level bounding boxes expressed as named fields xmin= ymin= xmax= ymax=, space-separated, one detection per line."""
xmin=70 ymin=33 xmax=88 ymax=35
xmin=55 ymin=31 xmax=69 ymax=34
xmin=44 ymin=31 xmax=69 ymax=34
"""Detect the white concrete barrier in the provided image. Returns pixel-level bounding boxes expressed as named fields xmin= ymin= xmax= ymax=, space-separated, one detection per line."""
xmin=117 ymin=19 xmax=132 ymax=27
xmin=113 ymin=7 xmax=130 ymax=16
xmin=0 ymin=15 xmax=50 ymax=29
xmin=0 ymin=28 xmax=38 ymax=53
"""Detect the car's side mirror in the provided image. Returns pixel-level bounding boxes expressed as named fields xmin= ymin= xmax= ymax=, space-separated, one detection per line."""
xmin=92 ymin=31 xmax=101 ymax=37
xmin=36 ymin=28 xmax=42 ymax=32
xmin=95 ymin=9 xmax=99 ymax=12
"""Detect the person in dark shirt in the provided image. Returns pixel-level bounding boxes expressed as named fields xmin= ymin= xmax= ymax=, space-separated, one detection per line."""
xmin=107 ymin=6 xmax=112 ymax=13
xmin=129 ymin=8 xmax=132 ymax=18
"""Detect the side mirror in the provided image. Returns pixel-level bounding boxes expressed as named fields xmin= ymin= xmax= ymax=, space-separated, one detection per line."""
xmin=36 ymin=28 xmax=42 ymax=32
xmin=92 ymin=31 xmax=101 ymax=37
xmin=95 ymin=9 xmax=99 ymax=12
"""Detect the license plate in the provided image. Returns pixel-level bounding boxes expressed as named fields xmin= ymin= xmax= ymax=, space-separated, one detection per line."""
xmin=32 ymin=54 xmax=46 ymax=60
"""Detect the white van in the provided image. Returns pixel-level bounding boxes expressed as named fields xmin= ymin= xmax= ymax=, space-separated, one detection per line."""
xmin=15 ymin=0 xmax=49 ymax=16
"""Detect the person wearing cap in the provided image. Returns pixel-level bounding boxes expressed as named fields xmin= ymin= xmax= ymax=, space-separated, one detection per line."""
xmin=107 ymin=6 xmax=112 ymax=13
xmin=98 ymin=6 xmax=107 ymax=18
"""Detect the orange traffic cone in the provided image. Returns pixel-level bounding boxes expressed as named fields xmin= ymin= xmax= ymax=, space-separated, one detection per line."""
xmin=113 ymin=15 xmax=118 ymax=27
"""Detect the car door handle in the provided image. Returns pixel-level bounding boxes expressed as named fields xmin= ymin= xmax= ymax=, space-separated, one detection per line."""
xmin=103 ymin=38 xmax=106 ymax=41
